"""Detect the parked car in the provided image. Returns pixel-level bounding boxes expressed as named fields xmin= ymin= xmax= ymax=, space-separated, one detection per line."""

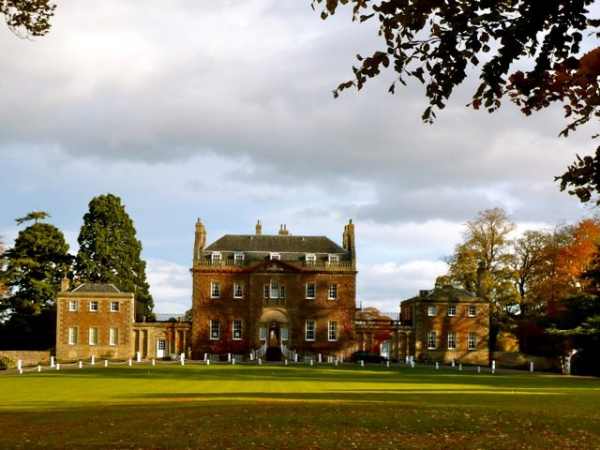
xmin=350 ymin=351 xmax=388 ymax=364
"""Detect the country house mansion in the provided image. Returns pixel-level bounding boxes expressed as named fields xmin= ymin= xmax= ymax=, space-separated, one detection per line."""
xmin=55 ymin=219 xmax=489 ymax=364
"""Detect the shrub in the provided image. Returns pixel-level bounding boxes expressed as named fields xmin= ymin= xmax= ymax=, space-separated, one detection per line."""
xmin=0 ymin=355 xmax=18 ymax=370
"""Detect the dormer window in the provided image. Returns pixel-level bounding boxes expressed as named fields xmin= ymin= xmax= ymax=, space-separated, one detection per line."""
xmin=270 ymin=253 xmax=281 ymax=260
xmin=306 ymin=254 xmax=316 ymax=265
xmin=234 ymin=252 xmax=244 ymax=265
xmin=328 ymin=254 xmax=339 ymax=264
xmin=211 ymin=252 xmax=222 ymax=265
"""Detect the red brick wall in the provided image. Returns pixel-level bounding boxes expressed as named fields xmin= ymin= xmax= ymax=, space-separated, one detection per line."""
xmin=191 ymin=265 xmax=356 ymax=359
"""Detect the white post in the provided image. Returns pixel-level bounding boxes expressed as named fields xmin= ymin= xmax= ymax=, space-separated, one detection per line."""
xmin=360 ymin=360 xmax=364 ymax=367
xmin=492 ymin=360 xmax=496 ymax=374
xmin=136 ymin=351 xmax=141 ymax=363
xmin=180 ymin=355 xmax=185 ymax=366
xmin=18 ymin=369 xmax=23 ymax=375
xmin=180 ymin=353 xmax=185 ymax=363
xmin=228 ymin=353 xmax=231 ymax=362
xmin=294 ymin=353 xmax=298 ymax=363
xmin=436 ymin=362 xmax=439 ymax=370
xmin=17 ymin=360 xmax=22 ymax=371
xmin=232 ymin=358 xmax=236 ymax=365
xmin=451 ymin=358 xmax=455 ymax=367
xmin=206 ymin=359 xmax=210 ymax=366
xmin=56 ymin=363 xmax=60 ymax=371
xmin=79 ymin=361 xmax=83 ymax=369
xmin=318 ymin=353 xmax=322 ymax=363
xmin=91 ymin=355 xmax=95 ymax=365
xmin=477 ymin=366 xmax=481 ymax=373
xmin=104 ymin=359 xmax=108 ymax=367
xmin=411 ymin=360 xmax=415 ymax=368
xmin=285 ymin=359 xmax=288 ymax=366
xmin=259 ymin=358 xmax=262 ymax=365
xmin=204 ymin=352 xmax=208 ymax=362
xmin=152 ymin=359 xmax=155 ymax=366
xmin=529 ymin=361 xmax=534 ymax=373
xmin=386 ymin=361 xmax=390 ymax=368
xmin=340 ymin=355 xmax=344 ymax=363
xmin=459 ymin=363 xmax=462 ymax=372
xmin=50 ymin=356 xmax=55 ymax=368
xmin=310 ymin=359 xmax=314 ymax=366
xmin=128 ymin=359 xmax=132 ymax=366
xmin=37 ymin=365 xmax=41 ymax=372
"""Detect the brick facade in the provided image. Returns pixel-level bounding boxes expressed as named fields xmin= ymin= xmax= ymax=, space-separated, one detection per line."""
xmin=190 ymin=220 xmax=357 ymax=360
xmin=55 ymin=283 xmax=135 ymax=360
xmin=400 ymin=286 xmax=490 ymax=364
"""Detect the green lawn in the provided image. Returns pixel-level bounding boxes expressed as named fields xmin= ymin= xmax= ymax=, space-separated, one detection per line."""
xmin=0 ymin=363 xmax=598 ymax=449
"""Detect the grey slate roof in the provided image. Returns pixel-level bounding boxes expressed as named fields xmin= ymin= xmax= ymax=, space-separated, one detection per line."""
xmin=406 ymin=285 xmax=478 ymax=302
xmin=71 ymin=283 xmax=122 ymax=293
xmin=205 ymin=234 xmax=347 ymax=254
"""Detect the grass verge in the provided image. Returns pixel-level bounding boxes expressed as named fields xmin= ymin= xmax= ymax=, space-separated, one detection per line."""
xmin=1 ymin=363 xmax=598 ymax=449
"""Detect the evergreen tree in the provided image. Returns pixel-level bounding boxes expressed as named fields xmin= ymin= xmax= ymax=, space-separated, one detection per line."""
xmin=0 ymin=213 xmax=71 ymax=349
xmin=76 ymin=194 xmax=153 ymax=317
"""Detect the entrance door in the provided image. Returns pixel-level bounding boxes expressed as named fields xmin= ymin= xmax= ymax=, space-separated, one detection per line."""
xmin=269 ymin=326 xmax=279 ymax=347
xmin=157 ymin=339 xmax=166 ymax=358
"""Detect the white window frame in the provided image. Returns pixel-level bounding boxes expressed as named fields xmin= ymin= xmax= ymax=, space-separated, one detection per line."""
xmin=468 ymin=332 xmax=477 ymax=350
xmin=427 ymin=331 xmax=437 ymax=350
xmin=234 ymin=252 xmax=244 ymax=265
xmin=232 ymin=319 xmax=242 ymax=340
xmin=233 ymin=282 xmax=243 ymax=299
xmin=211 ymin=252 xmax=222 ymax=264
xmin=263 ymin=285 xmax=270 ymax=298
xmin=328 ymin=284 xmax=338 ymax=300
xmin=448 ymin=304 xmax=456 ymax=317
xmin=306 ymin=282 xmax=316 ymax=299
xmin=448 ymin=331 xmax=457 ymax=350
xmin=270 ymin=253 xmax=281 ymax=260
xmin=68 ymin=301 xmax=78 ymax=312
xmin=89 ymin=301 xmax=99 ymax=312
xmin=328 ymin=254 xmax=339 ymax=264
xmin=210 ymin=320 xmax=220 ymax=340
xmin=109 ymin=327 xmax=119 ymax=346
xmin=280 ymin=285 xmax=286 ymax=299
xmin=305 ymin=320 xmax=316 ymax=341
xmin=305 ymin=253 xmax=316 ymax=265
xmin=427 ymin=305 xmax=437 ymax=316
xmin=110 ymin=301 xmax=120 ymax=312
xmin=68 ymin=327 xmax=78 ymax=345
xmin=270 ymin=280 xmax=279 ymax=299
xmin=328 ymin=321 xmax=338 ymax=342
xmin=210 ymin=282 xmax=221 ymax=298
xmin=468 ymin=305 xmax=477 ymax=317
xmin=89 ymin=327 xmax=99 ymax=346
xmin=259 ymin=327 xmax=267 ymax=342
xmin=281 ymin=327 xmax=289 ymax=342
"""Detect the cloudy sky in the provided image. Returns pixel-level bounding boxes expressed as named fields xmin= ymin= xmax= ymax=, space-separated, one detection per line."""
xmin=1 ymin=1 xmax=595 ymax=314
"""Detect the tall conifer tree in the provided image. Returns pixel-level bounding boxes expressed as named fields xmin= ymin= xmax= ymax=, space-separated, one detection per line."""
xmin=76 ymin=194 xmax=153 ymax=317
xmin=0 ymin=213 xmax=71 ymax=348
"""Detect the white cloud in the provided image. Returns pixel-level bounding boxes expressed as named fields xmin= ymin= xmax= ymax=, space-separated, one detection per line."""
xmin=358 ymin=260 xmax=449 ymax=312
xmin=146 ymin=259 xmax=191 ymax=314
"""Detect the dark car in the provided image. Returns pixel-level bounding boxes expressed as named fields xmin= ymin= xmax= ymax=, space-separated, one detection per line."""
xmin=350 ymin=351 xmax=388 ymax=364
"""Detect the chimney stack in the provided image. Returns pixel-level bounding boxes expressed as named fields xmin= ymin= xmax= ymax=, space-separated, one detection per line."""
xmin=278 ymin=224 xmax=290 ymax=236
xmin=255 ymin=220 xmax=262 ymax=236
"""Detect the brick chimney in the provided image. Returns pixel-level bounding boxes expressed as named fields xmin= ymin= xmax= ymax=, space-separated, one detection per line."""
xmin=255 ymin=220 xmax=262 ymax=236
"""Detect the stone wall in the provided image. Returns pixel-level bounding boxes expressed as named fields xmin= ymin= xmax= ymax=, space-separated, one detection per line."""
xmin=0 ymin=350 xmax=52 ymax=367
